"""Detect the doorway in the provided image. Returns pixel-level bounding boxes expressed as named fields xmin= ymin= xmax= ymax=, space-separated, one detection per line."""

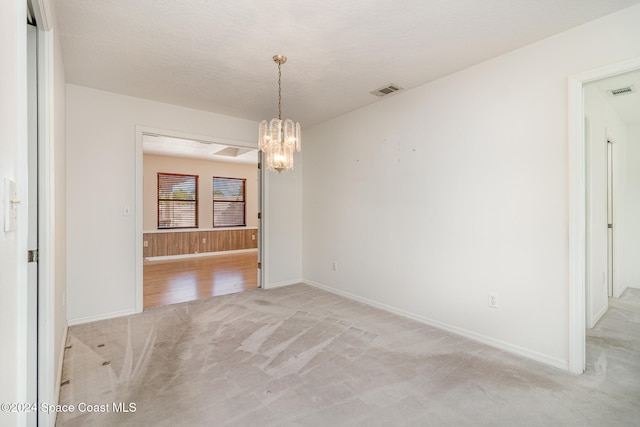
xmin=136 ymin=128 xmax=262 ymax=310
xmin=569 ymin=57 xmax=640 ymax=374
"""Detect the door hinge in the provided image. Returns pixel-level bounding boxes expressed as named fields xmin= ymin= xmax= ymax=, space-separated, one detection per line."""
xmin=28 ymin=249 xmax=38 ymax=263
xmin=258 ymin=212 xmax=262 ymax=219
xmin=608 ymin=223 xmax=613 ymax=229
xmin=258 ymin=162 xmax=262 ymax=170
xmin=258 ymin=262 xmax=262 ymax=269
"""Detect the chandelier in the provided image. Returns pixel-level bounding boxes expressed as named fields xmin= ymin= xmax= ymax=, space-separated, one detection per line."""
xmin=259 ymin=55 xmax=301 ymax=173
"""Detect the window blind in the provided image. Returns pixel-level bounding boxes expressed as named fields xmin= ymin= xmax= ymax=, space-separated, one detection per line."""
xmin=213 ymin=177 xmax=246 ymax=227
xmin=158 ymin=173 xmax=198 ymax=229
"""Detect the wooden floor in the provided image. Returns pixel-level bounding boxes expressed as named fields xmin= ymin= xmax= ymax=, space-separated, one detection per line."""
xmin=143 ymin=251 xmax=258 ymax=309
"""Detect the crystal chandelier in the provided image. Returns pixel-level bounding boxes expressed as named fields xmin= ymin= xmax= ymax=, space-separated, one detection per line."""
xmin=259 ymin=55 xmax=301 ymax=173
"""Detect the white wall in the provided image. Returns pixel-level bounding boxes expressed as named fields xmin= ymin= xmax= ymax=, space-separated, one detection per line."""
xmin=0 ymin=2 xmax=27 ymax=425
xmin=66 ymin=85 xmax=302 ymax=323
xmin=584 ymin=84 xmax=628 ymax=326
xmin=618 ymin=124 xmax=640 ymax=291
xmin=302 ymin=4 xmax=640 ymax=369
xmin=264 ymin=160 xmax=302 ymax=288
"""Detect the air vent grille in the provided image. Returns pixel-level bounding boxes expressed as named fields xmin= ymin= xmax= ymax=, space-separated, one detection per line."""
xmin=371 ymin=84 xmax=404 ymax=97
xmin=608 ymin=85 xmax=636 ymax=96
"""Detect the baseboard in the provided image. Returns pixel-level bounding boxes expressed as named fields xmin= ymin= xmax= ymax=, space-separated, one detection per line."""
xmin=68 ymin=308 xmax=137 ymax=326
xmin=614 ymin=285 xmax=630 ymax=298
xmin=51 ymin=323 xmax=68 ymax=427
xmin=590 ymin=303 xmax=608 ymax=328
xmin=303 ymin=279 xmax=569 ymax=372
xmin=266 ymin=279 xmax=301 ymax=289
xmin=145 ymin=248 xmax=258 ymax=262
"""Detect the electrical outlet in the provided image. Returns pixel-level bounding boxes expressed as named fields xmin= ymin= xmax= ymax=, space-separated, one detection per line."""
xmin=202 ymin=238 xmax=206 ymax=244
xmin=332 ymin=261 xmax=338 ymax=271
xmin=488 ymin=293 xmax=498 ymax=308
xmin=143 ymin=240 xmax=148 ymax=248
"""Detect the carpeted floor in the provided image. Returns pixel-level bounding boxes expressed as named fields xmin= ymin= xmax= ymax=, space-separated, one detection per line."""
xmin=56 ymin=285 xmax=640 ymax=426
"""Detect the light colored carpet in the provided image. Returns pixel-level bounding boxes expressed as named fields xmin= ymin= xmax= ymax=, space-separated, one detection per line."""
xmin=56 ymin=285 xmax=640 ymax=426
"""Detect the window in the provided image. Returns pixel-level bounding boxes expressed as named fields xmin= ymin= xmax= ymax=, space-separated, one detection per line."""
xmin=158 ymin=173 xmax=198 ymax=229
xmin=213 ymin=177 xmax=246 ymax=227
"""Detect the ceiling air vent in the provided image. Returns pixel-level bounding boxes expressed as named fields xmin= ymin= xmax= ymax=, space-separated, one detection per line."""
xmin=371 ymin=83 xmax=404 ymax=97
xmin=608 ymin=85 xmax=636 ymax=96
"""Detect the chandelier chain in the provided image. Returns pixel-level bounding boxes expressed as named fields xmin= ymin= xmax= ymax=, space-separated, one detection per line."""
xmin=277 ymin=61 xmax=282 ymax=120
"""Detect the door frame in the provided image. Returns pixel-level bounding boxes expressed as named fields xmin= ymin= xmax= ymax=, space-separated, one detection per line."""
xmin=606 ymin=138 xmax=614 ymax=299
xmin=568 ymin=56 xmax=640 ymax=374
xmin=134 ymin=126 xmax=264 ymax=312
xmin=24 ymin=0 xmax=58 ymax=425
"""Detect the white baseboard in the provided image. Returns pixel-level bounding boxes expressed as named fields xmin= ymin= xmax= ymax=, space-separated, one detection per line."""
xmin=51 ymin=323 xmax=68 ymax=426
xmin=68 ymin=308 xmax=137 ymax=326
xmin=144 ymin=248 xmax=258 ymax=262
xmin=303 ymin=279 xmax=569 ymax=372
xmin=266 ymin=279 xmax=301 ymax=289
xmin=590 ymin=303 xmax=608 ymax=328
xmin=614 ymin=285 xmax=630 ymax=298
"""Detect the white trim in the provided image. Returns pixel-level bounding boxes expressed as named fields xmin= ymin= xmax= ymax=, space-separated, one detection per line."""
xmin=135 ymin=127 xmax=144 ymax=313
xmin=568 ymin=75 xmax=587 ymax=374
xmin=615 ymin=284 xmax=629 ymax=299
xmin=568 ymin=56 xmax=640 ymax=375
xmin=144 ymin=248 xmax=257 ymax=261
xmin=68 ymin=308 xmax=138 ymax=326
xmin=261 ymin=161 xmax=270 ymax=289
xmin=16 ymin=2 xmax=30 ymax=423
xmin=268 ymin=279 xmax=301 ymax=289
xmin=304 ymin=279 xmax=568 ymax=371
xmin=37 ymin=26 xmax=58 ymax=427
xmin=257 ymin=150 xmax=265 ymax=289
xmin=137 ymin=125 xmax=255 ymax=149
xmin=31 ymin=0 xmax=50 ymax=30
xmin=143 ymin=226 xmax=258 ymax=234
xmin=49 ymin=324 xmax=68 ymax=426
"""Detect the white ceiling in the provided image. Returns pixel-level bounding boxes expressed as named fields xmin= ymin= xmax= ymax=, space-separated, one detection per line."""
xmin=143 ymin=135 xmax=258 ymax=164
xmin=54 ymin=0 xmax=640 ymax=131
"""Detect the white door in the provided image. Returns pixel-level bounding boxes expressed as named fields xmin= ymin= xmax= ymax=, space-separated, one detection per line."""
xmin=257 ymin=152 xmax=263 ymax=288
xmin=607 ymin=140 xmax=614 ymax=297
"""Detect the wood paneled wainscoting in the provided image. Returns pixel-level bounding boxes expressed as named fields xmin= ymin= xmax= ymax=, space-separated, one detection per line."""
xmin=143 ymin=228 xmax=258 ymax=257
xmin=143 ymin=228 xmax=258 ymax=308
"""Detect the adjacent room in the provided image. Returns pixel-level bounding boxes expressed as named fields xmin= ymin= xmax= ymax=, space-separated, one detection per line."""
xmin=141 ymin=134 xmax=260 ymax=308
xmin=2 ymin=1 xmax=640 ymax=426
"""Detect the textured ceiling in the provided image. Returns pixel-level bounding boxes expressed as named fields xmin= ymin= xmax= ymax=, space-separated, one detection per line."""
xmin=55 ymin=0 xmax=640 ymax=127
